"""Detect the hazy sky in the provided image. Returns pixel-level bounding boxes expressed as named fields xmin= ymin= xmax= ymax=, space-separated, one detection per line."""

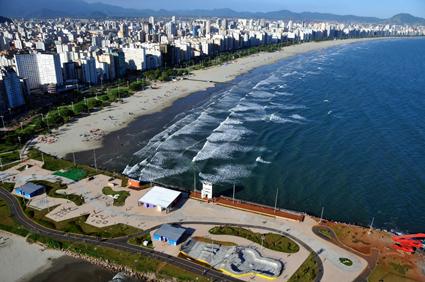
xmin=86 ymin=0 xmax=425 ymax=18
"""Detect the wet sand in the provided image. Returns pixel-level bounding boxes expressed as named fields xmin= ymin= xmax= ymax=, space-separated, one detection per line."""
xmin=25 ymin=256 xmax=117 ymax=282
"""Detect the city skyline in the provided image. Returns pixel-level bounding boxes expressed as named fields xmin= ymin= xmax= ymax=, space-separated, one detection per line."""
xmin=85 ymin=0 xmax=425 ymax=18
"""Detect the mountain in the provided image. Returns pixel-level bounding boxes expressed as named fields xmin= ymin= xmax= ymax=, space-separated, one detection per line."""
xmin=1 ymin=0 xmax=425 ymax=25
xmin=0 ymin=16 xmax=13 ymax=24
xmin=387 ymin=13 xmax=425 ymax=25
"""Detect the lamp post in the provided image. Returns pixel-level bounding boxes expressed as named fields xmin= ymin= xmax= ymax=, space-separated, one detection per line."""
xmin=84 ymin=97 xmax=89 ymax=113
xmin=274 ymin=187 xmax=279 ymax=213
xmin=261 ymin=234 xmax=265 ymax=250
xmin=93 ymin=149 xmax=97 ymax=171
xmin=368 ymin=217 xmax=375 ymax=234
xmin=45 ymin=113 xmax=50 ymax=131
xmin=232 ymin=183 xmax=236 ymax=203
xmin=0 ymin=115 xmax=5 ymax=129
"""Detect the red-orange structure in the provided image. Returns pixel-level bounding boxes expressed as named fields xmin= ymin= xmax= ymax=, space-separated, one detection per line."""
xmin=128 ymin=179 xmax=141 ymax=189
xmin=392 ymin=233 xmax=425 ymax=253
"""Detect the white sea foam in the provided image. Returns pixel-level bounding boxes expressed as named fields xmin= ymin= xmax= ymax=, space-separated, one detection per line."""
xmin=289 ymin=114 xmax=307 ymax=121
xmin=199 ymin=164 xmax=252 ymax=183
xmin=123 ymin=164 xmax=140 ymax=176
xmin=266 ymin=102 xmax=307 ymax=110
xmin=139 ymin=163 xmax=190 ymax=181
xmin=306 ymin=71 xmax=320 ymax=75
xmin=231 ymin=101 xmax=263 ymax=113
xmin=281 ymin=71 xmax=298 ymax=77
xmin=193 ymin=141 xmax=253 ymax=162
xmin=253 ymin=75 xmax=280 ymax=90
xmin=275 ymin=91 xmax=294 ymax=96
xmin=267 ymin=113 xmax=302 ymax=124
xmin=248 ymin=90 xmax=276 ymax=99
xmin=256 ymin=156 xmax=271 ymax=164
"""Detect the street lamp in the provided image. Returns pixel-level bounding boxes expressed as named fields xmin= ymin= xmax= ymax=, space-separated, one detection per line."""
xmin=84 ymin=97 xmax=89 ymax=113
xmin=45 ymin=113 xmax=50 ymax=131
xmin=0 ymin=115 xmax=5 ymax=129
xmin=274 ymin=187 xmax=279 ymax=213
xmin=261 ymin=235 xmax=265 ymax=250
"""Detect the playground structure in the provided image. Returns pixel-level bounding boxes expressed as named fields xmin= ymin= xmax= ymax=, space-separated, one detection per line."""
xmin=392 ymin=233 xmax=425 ymax=253
xmin=180 ymin=238 xmax=283 ymax=280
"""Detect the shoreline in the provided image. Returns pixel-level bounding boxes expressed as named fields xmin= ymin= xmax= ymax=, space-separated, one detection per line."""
xmin=0 ymin=231 xmax=63 ymax=282
xmin=0 ymin=230 xmax=142 ymax=282
xmin=35 ymin=37 xmax=391 ymax=158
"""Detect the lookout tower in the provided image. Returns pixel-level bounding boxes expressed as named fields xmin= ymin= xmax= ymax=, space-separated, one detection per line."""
xmin=201 ymin=181 xmax=213 ymax=199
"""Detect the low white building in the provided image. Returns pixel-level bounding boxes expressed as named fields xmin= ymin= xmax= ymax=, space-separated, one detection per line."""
xmin=138 ymin=186 xmax=182 ymax=213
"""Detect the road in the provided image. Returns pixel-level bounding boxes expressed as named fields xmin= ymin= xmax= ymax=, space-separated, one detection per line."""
xmin=0 ymin=188 xmax=240 ymax=282
xmin=0 ymin=188 xmax=324 ymax=281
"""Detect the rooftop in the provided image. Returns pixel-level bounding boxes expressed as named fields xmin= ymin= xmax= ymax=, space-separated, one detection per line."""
xmin=16 ymin=182 xmax=45 ymax=194
xmin=154 ymin=224 xmax=186 ymax=242
xmin=138 ymin=186 xmax=181 ymax=209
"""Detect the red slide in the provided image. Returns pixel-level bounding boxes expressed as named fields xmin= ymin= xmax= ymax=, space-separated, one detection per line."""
xmin=392 ymin=233 xmax=425 ymax=253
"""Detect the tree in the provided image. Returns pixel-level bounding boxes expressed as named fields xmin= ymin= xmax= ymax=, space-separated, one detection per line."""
xmin=72 ymin=102 xmax=87 ymax=115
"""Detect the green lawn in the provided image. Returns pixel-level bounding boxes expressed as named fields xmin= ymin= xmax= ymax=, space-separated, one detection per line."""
xmin=209 ymin=226 xmax=299 ymax=253
xmin=0 ymin=182 xmax=15 ymax=192
xmin=0 ymin=150 xmax=21 ymax=166
xmin=288 ymin=253 xmax=319 ymax=282
xmin=368 ymin=262 xmax=415 ymax=282
xmin=31 ymin=180 xmax=84 ymax=206
xmin=128 ymin=233 xmax=153 ymax=248
xmin=339 ymin=257 xmax=353 ymax=266
xmin=317 ymin=227 xmax=333 ymax=240
xmin=53 ymin=168 xmax=87 ymax=181
xmin=28 ymin=149 xmax=128 ymax=186
xmin=102 ymin=186 xmax=130 ymax=206
xmin=24 ymin=207 xmax=140 ymax=238
xmin=0 ymin=197 xmax=29 ymax=236
xmin=192 ymin=236 xmax=237 ymax=247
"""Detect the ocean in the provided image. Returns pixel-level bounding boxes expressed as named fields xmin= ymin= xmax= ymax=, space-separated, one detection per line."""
xmin=77 ymin=38 xmax=425 ymax=233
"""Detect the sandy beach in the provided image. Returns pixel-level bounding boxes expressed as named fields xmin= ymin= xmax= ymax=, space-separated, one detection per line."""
xmin=0 ymin=231 xmax=63 ymax=282
xmin=35 ymin=38 xmax=383 ymax=158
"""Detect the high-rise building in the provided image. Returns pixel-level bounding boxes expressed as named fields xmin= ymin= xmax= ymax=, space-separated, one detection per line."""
xmin=63 ymin=62 xmax=77 ymax=82
xmin=221 ymin=18 xmax=228 ymax=30
xmin=15 ymin=53 xmax=63 ymax=89
xmin=97 ymin=53 xmax=116 ymax=80
xmin=35 ymin=41 xmax=46 ymax=51
xmin=0 ymin=67 xmax=26 ymax=109
xmin=15 ymin=54 xmax=38 ymax=89
xmin=37 ymin=54 xmax=64 ymax=87
xmin=205 ymin=20 xmax=211 ymax=35
xmin=166 ymin=22 xmax=177 ymax=37
xmin=80 ymin=57 xmax=98 ymax=85
xmin=118 ymin=23 xmax=128 ymax=38
xmin=149 ymin=16 xmax=155 ymax=26
xmin=122 ymin=47 xmax=146 ymax=71
xmin=111 ymin=50 xmax=126 ymax=78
